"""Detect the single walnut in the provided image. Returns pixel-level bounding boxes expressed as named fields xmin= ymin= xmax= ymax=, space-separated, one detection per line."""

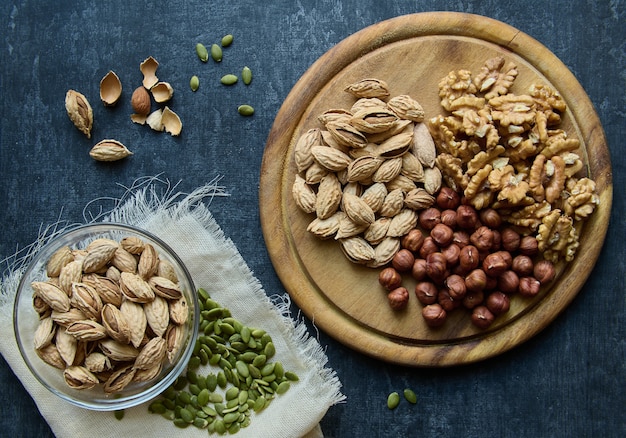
xmin=473 ymin=57 xmax=518 ymax=100
xmin=564 ymin=177 xmax=600 ymax=221
xmin=536 ymin=209 xmax=578 ymax=262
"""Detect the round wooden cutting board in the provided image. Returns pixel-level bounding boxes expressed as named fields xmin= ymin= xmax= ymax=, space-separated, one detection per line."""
xmin=259 ymin=12 xmax=612 ymax=366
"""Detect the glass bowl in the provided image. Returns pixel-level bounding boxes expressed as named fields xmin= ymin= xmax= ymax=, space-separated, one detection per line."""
xmin=13 ymin=223 xmax=199 ymax=411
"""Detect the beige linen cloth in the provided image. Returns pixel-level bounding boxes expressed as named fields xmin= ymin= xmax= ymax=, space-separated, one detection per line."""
xmin=0 ymin=178 xmax=345 ymax=438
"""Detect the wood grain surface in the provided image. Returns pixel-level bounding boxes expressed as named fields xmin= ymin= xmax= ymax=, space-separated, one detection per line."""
xmin=259 ymin=12 xmax=612 ymax=366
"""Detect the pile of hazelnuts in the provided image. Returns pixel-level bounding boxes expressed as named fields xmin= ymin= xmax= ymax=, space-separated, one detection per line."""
xmin=378 ymin=187 xmax=557 ymax=329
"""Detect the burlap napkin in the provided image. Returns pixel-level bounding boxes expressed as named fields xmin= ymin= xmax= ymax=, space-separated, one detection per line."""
xmin=0 ymin=178 xmax=345 ymax=438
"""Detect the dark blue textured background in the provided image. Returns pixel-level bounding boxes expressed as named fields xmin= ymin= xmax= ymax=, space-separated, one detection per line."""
xmin=1 ymin=1 xmax=624 ymax=437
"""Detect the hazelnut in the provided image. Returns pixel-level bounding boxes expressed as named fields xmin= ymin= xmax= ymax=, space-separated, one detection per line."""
xmin=452 ymin=230 xmax=470 ymax=248
xmin=518 ymin=236 xmax=539 ymax=256
xmin=431 ymin=223 xmax=454 ymax=247
xmin=497 ymin=270 xmax=519 ymax=294
xmin=437 ymin=289 xmax=460 ymax=312
xmin=486 ymin=291 xmax=510 ymax=315
xmin=414 ymin=281 xmax=438 ymax=305
xmin=482 ymin=251 xmax=512 ymax=277
xmin=491 ymin=230 xmax=501 ymax=251
xmin=387 ymin=287 xmax=409 ymax=310
xmin=422 ymin=303 xmax=447 ymax=328
xmin=463 ymin=290 xmax=484 ymax=309
xmin=470 ymin=226 xmax=494 ymax=252
xmin=456 ymin=205 xmax=479 ymax=229
xmin=441 ymin=244 xmax=460 ymax=266
xmin=411 ymin=258 xmax=428 ymax=281
xmin=534 ymin=260 xmax=556 ymax=284
xmin=419 ymin=237 xmax=439 ymax=259
xmin=445 ymin=274 xmax=467 ymax=300
xmin=465 ymin=268 xmax=487 ymax=292
xmin=436 ymin=187 xmax=460 ymax=210
xmin=378 ymin=267 xmax=402 ymax=291
xmin=401 ymin=229 xmax=425 ymax=252
xmin=479 ymin=208 xmax=502 ymax=229
xmin=518 ymin=276 xmax=541 ymax=297
xmin=419 ymin=208 xmax=441 ymax=230
xmin=440 ymin=209 xmax=458 ymax=228
xmin=511 ymin=255 xmax=534 ymax=277
xmin=391 ymin=249 xmax=415 ymax=272
xmin=484 ymin=275 xmax=498 ymax=291
xmin=471 ymin=305 xmax=495 ymax=329
xmin=425 ymin=252 xmax=447 ymax=282
xmin=501 ymin=228 xmax=521 ymax=252
xmin=459 ymin=245 xmax=480 ymax=271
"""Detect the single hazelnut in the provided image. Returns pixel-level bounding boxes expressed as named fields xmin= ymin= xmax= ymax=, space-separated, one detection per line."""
xmin=482 ymin=251 xmax=512 ymax=277
xmin=484 ymin=275 xmax=498 ymax=291
xmin=437 ymin=289 xmax=460 ymax=312
xmin=445 ymin=274 xmax=467 ymax=300
xmin=456 ymin=205 xmax=479 ymax=230
xmin=533 ymin=260 xmax=556 ymax=284
xmin=419 ymin=237 xmax=439 ymax=259
xmin=491 ymin=230 xmax=501 ymax=251
xmin=463 ymin=290 xmax=484 ymax=309
xmin=436 ymin=187 xmax=461 ymax=210
xmin=422 ymin=303 xmax=447 ymax=328
xmin=486 ymin=291 xmax=510 ymax=315
xmin=471 ymin=305 xmax=495 ymax=329
xmin=419 ymin=208 xmax=441 ymax=230
xmin=387 ymin=287 xmax=409 ymax=310
xmin=452 ymin=230 xmax=470 ymax=248
xmin=411 ymin=258 xmax=428 ymax=281
xmin=470 ymin=226 xmax=494 ymax=252
xmin=426 ymin=252 xmax=447 ymax=282
xmin=465 ymin=268 xmax=487 ymax=292
xmin=441 ymin=244 xmax=460 ymax=266
xmin=511 ymin=255 xmax=534 ymax=277
xmin=415 ymin=281 xmax=438 ymax=305
xmin=479 ymin=208 xmax=502 ymax=229
xmin=401 ymin=229 xmax=425 ymax=252
xmin=378 ymin=267 xmax=402 ymax=291
xmin=497 ymin=270 xmax=520 ymax=294
xmin=431 ymin=223 xmax=454 ymax=247
xmin=518 ymin=277 xmax=541 ymax=297
xmin=392 ymin=249 xmax=415 ymax=272
xmin=518 ymin=236 xmax=539 ymax=256
xmin=440 ymin=209 xmax=458 ymax=228
xmin=459 ymin=245 xmax=480 ymax=271
xmin=501 ymin=228 xmax=521 ymax=252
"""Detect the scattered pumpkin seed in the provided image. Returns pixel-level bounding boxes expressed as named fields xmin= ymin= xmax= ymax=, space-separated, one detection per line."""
xmin=195 ymin=43 xmax=209 ymax=62
xmin=242 ymin=66 xmax=252 ymax=85
xmin=221 ymin=34 xmax=234 ymax=47
xmin=387 ymin=392 xmax=401 ymax=409
xmin=238 ymin=104 xmax=254 ymax=117
xmin=211 ymin=44 xmax=223 ymax=62
xmin=404 ymin=388 xmax=417 ymax=404
xmin=189 ymin=75 xmax=199 ymax=92
xmin=221 ymin=74 xmax=238 ymax=85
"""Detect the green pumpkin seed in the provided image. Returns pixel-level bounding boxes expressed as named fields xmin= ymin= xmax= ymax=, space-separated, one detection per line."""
xmin=229 ymin=422 xmax=241 ymax=434
xmin=404 ymin=388 xmax=417 ymax=404
xmin=197 ymin=388 xmax=210 ymax=406
xmin=179 ymin=408 xmax=194 ymax=423
xmin=211 ymin=43 xmax=223 ymax=62
xmin=214 ymin=420 xmax=226 ymax=434
xmin=240 ymin=326 xmax=251 ymax=343
xmin=173 ymin=418 xmax=189 ymax=428
xmin=253 ymin=396 xmax=267 ymax=412
xmin=252 ymin=354 xmax=267 ymax=368
xmin=198 ymin=288 xmax=210 ymax=301
xmin=221 ymin=34 xmax=234 ymax=47
xmin=202 ymin=405 xmax=218 ymax=417
xmin=195 ymin=43 xmax=209 ymax=62
xmin=236 ymin=360 xmax=250 ymax=378
xmin=264 ymin=341 xmax=276 ymax=358
xmin=242 ymin=66 xmax=253 ymax=85
xmin=285 ymin=371 xmax=300 ymax=381
xmin=387 ymin=391 xmax=401 ymax=409
xmin=220 ymin=74 xmax=238 ymax=85
xmin=226 ymin=398 xmax=239 ymax=409
xmin=274 ymin=362 xmax=284 ymax=379
xmin=189 ymin=75 xmax=200 ymax=91
xmin=209 ymin=393 xmax=224 ymax=403
xmin=276 ymin=381 xmax=290 ymax=395
xmin=161 ymin=410 xmax=175 ymax=420
xmin=237 ymin=105 xmax=254 ymax=116
xmin=193 ymin=417 xmax=209 ymax=429
xmin=225 ymin=386 xmax=239 ymax=401
xmin=206 ymin=373 xmax=218 ymax=391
